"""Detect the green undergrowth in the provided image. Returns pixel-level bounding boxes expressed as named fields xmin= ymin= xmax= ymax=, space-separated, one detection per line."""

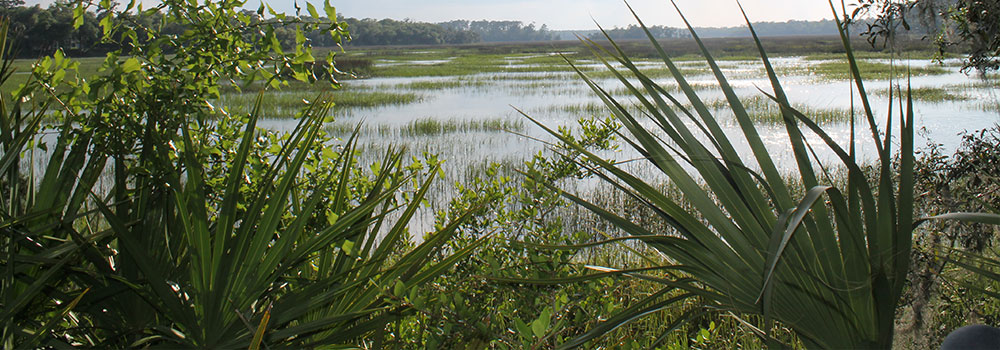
xmin=2 ymin=56 xmax=106 ymax=97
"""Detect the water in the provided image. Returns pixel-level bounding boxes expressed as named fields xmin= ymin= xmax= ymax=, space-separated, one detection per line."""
xmin=319 ymin=57 xmax=994 ymax=161
xmin=259 ymin=55 xmax=1000 ymax=233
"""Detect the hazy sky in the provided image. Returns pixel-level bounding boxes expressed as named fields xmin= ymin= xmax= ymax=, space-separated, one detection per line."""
xmin=24 ymin=0 xmax=841 ymax=30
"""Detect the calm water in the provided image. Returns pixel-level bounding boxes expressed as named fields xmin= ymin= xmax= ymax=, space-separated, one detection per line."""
xmin=259 ymin=55 xmax=1000 ymax=232
xmin=272 ymin=56 xmax=998 ymax=165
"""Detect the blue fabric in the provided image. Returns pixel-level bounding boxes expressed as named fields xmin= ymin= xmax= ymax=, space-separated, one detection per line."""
xmin=941 ymin=325 xmax=1000 ymax=350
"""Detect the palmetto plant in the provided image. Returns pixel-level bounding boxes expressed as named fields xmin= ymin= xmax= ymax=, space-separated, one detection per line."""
xmin=0 ymin=1 xmax=485 ymax=347
xmin=523 ymin=1 xmax=1000 ymax=348
xmin=0 ymin=16 xmax=110 ymax=347
xmin=81 ymin=95 xmax=485 ymax=348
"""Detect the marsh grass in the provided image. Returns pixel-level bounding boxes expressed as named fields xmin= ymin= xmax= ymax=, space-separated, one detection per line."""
xmin=360 ymin=49 xmax=718 ymax=78
xmin=370 ymin=53 xmax=587 ymax=77
xmin=503 ymin=81 xmax=566 ymax=90
xmin=951 ymin=79 xmax=1000 ymax=90
xmin=325 ymin=117 xmax=524 ymax=137
xmin=707 ymin=95 xmax=860 ymax=124
xmin=585 ymin=66 xmax=711 ymax=80
xmin=802 ymin=51 xmax=952 ymax=61
xmin=477 ymin=72 xmax=577 ymax=81
xmin=219 ymin=90 xmax=421 ymax=116
xmin=810 ymin=59 xmax=949 ymax=80
xmin=398 ymin=117 xmax=525 ymax=136
xmin=394 ymin=79 xmax=473 ymax=90
xmin=539 ymin=95 xmax=856 ymax=125
xmin=538 ymin=102 xmax=645 ymax=117
xmin=607 ymin=82 xmax=717 ymax=96
xmin=980 ymin=101 xmax=1000 ymax=112
xmin=872 ymin=86 xmax=969 ymax=102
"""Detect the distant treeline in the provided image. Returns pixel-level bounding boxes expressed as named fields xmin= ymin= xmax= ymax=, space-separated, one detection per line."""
xmin=437 ymin=20 xmax=558 ymax=42
xmin=586 ymin=25 xmax=692 ymax=40
xmin=563 ymin=19 xmax=922 ymax=41
xmin=2 ymin=3 xmax=563 ymax=57
xmin=341 ymin=18 xmax=479 ymax=46
xmin=341 ymin=18 xmax=558 ymax=45
xmin=5 ymin=3 xmax=107 ymax=57
xmin=690 ymin=20 xmax=865 ymax=38
xmin=4 ymin=2 xmax=936 ymax=58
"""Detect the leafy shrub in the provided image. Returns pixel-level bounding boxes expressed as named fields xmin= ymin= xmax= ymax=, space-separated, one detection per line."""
xmin=0 ymin=1 xmax=480 ymax=348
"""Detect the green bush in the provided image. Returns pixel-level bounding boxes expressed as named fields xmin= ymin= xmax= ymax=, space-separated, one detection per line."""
xmin=0 ymin=1 xmax=481 ymax=348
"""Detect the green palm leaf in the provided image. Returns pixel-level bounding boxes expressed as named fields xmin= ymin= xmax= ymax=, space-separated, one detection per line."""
xmin=526 ymin=1 xmax=1000 ymax=348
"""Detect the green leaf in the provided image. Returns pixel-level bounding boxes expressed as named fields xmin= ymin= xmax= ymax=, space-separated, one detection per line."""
xmin=307 ymin=3 xmax=319 ymax=18
xmin=73 ymin=3 xmax=85 ymax=29
xmin=341 ymin=239 xmax=355 ymax=256
xmin=121 ymin=58 xmax=141 ymax=73
xmin=393 ymin=280 xmax=405 ymax=297
xmin=531 ymin=307 xmax=552 ymax=338
xmin=293 ymin=51 xmax=315 ymax=64
xmin=324 ymin=0 xmax=337 ymax=20
xmin=514 ymin=318 xmax=532 ymax=339
xmin=100 ymin=15 xmax=112 ymax=38
xmin=295 ymin=27 xmax=307 ymax=46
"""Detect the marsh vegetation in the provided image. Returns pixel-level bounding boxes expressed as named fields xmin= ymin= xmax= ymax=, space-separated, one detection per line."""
xmin=3 ymin=0 xmax=1000 ymax=349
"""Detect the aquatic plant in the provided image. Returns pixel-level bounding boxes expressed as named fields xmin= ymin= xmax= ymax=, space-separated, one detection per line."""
xmin=522 ymin=1 xmax=1000 ymax=348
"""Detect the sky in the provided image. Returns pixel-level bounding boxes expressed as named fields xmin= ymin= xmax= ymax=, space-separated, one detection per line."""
xmin=24 ymin=0 xmax=840 ymax=30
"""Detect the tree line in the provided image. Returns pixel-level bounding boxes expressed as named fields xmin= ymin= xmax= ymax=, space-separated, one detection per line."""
xmin=438 ymin=20 xmax=558 ymax=42
xmin=586 ymin=25 xmax=691 ymax=40
xmin=3 ymin=3 xmax=562 ymax=57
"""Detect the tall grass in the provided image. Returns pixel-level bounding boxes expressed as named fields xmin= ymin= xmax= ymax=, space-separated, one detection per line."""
xmin=325 ymin=117 xmax=524 ymax=137
xmin=218 ymin=90 xmax=421 ymax=117
xmin=519 ymin=1 xmax=1000 ymax=348
xmin=398 ymin=117 xmax=525 ymax=136
xmin=708 ymin=95 xmax=860 ymax=124
xmin=872 ymin=86 xmax=969 ymax=102
xmin=810 ymin=59 xmax=949 ymax=80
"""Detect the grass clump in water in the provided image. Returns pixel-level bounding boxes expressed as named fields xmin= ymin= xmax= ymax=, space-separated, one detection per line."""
xmin=802 ymin=51 xmax=951 ymax=61
xmin=607 ymin=82 xmax=716 ymax=97
xmin=399 ymin=117 xmax=524 ymax=136
xmin=980 ymin=101 xmax=1000 ymax=112
xmin=219 ymin=90 xmax=421 ymax=117
xmin=810 ymin=59 xmax=948 ymax=80
xmin=393 ymin=78 xmax=495 ymax=90
xmin=707 ymin=95 xmax=858 ymax=124
xmin=541 ymin=102 xmax=647 ymax=117
xmin=326 ymin=118 xmax=525 ymax=136
xmin=872 ymin=86 xmax=968 ymax=102
xmin=395 ymin=79 xmax=467 ymax=90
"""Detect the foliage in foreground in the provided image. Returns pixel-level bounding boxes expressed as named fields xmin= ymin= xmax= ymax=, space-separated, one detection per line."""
xmin=853 ymin=0 xmax=1000 ymax=73
xmin=521 ymin=1 xmax=1000 ymax=349
xmin=0 ymin=0 xmax=483 ymax=348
